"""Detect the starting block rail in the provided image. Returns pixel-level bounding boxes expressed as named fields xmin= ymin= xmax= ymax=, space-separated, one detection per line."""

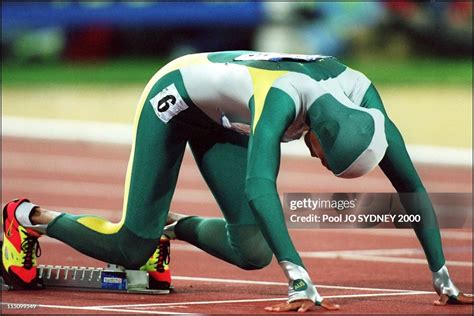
xmin=1 ymin=264 xmax=171 ymax=295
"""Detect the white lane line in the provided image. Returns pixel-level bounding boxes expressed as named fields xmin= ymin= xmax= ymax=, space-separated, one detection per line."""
xmin=172 ymin=276 xmax=431 ymax=293
xmin=300 ymin=251 xmax=472 ymax=267
xmin=95 ymin=297 xmax=286 ymax=309
xmin=4 ymin=178 xmax=124 ymax=198
xmin=1 ymin=151 xmax=387 ymax=190
xmin=3 ymin=152 xmax=128 ymax=176
xmin=3 ymin=152 xmax=204 ymax=182
xmin=35 ymin=237 xmax=473 ymax=267
xmin=2 ymin=116 xmax=134 ymax=145
xmin=11 ymin=292 xmax=474 ymax=312
xmin=85 ymin=291 xmax=436 ymax=309
xmin=0 ymin=302 xmax=186 ymax=314
xmin=30 ymin=217 xmax=472 ymax=242
xmin=317 ymin=228 xmax=473 ymax=240
xmin=4 ymin=151 xmax=469 ymax=191
xmin=304 ymin=248 xmax=424 ymax=256
xmin=3 ymin=178 xmax=214 ymax=204
xmin=326 ymin=291 xmax=434 ymax=299
xmin=3 ymin=116 xmax=472 ymax=166
xmin=39 ymin=205 xmax=123 ymax=217
xmin=282 ymin=137 xmax=472 ymax=167
xmin=157 ymin=244 xmax=473 ymax=268
xmin=4 ymin=147 xmax=471 ymax=191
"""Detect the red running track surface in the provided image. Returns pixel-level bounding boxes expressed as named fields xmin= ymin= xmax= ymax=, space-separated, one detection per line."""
xmin=1 ymin=137 xmax=472 ymax=314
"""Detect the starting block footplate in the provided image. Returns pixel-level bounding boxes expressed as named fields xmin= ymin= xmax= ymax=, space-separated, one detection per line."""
xmin=1 ymin=264 xmax=171 ymax=295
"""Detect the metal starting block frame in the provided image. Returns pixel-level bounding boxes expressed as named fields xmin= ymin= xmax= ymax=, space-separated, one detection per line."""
xmin=1 ymin=264 xmax=171 ymax=295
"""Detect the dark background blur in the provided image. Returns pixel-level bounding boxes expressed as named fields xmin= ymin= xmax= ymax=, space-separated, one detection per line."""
xmin=1 ymin=1 xmax=472 ymax=151
xmin=2 ymin=1 xmax=472 ymax=64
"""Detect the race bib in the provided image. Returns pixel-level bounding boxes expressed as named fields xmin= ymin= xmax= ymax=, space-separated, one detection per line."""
xmin=234 ymin=52 xmax=328 ymax=62
xmin=150 ymin=84 xmax=189 ymax=123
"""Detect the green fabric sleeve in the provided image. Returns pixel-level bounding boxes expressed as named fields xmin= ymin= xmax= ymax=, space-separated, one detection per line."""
xmin=361 ymin=85 xmax=445 ymax=272
xmin=245 ymin=88 xmax=304 ymax=267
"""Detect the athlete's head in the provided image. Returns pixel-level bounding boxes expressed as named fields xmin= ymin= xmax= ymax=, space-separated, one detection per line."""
xmin=304 ymin=130 xmax=329 ymax=169
xmin=305 ymin=103 xmax=388 ymax=178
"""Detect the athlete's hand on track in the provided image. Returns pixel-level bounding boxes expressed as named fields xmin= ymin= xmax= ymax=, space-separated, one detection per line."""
xmin=264 ymin=299 xmax=340 ymax=312
xmin=434 ymin=293 xmax=474 ymax=306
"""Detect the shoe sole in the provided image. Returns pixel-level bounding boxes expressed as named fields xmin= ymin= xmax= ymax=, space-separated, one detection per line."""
xmin=148 ymin=277 xmax=171 ymax=290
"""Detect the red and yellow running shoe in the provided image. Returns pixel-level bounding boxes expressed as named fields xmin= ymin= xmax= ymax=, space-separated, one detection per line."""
xmin=140 ymin=236 xmax=171 ymax=290
xmin=2 ymin=198 xmax=43 ymax=289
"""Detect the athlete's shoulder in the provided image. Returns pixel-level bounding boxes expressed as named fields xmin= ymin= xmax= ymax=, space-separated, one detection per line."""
xmin=157 ymin=52 xmax=216 ymax=77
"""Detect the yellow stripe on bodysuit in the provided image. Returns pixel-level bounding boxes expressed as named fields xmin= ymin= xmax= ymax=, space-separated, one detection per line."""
xmin=246 ymin=67 xmax=288 ymax=133
xmin=77 ymin=53 xmax=212 ymax=234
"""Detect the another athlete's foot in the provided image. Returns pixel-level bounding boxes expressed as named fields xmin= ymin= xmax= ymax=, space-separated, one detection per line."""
xmin=140 ymin=236 xmax=171 ymax=290
xmin=2 ymin=198 xmax=43 ymax=289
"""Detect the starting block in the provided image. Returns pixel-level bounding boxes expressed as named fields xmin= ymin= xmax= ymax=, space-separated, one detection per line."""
xmin=1 ymin=264 xmax=171 ymax=295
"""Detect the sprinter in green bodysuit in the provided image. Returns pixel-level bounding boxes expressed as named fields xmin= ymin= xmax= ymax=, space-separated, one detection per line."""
xmin=3 ymin=51 xmax=471 ymax=312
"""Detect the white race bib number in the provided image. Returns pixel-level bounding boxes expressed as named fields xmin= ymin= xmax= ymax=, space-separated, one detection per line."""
xmin=150 ymin=84 xmax=189 ymax=123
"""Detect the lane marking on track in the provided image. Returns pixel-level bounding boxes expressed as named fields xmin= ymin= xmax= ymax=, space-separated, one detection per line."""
xmin=3 ymin=178 xmax=214 ymax=204
xmin=3 ymin=275 xmax=439 ymax=312
xmin=34 ymin=237 xmax=473 ymax=267
xmin=7 ymin=292 xmax=473 ymax=312
xmin=4 ymin=151 xmax=470 ymax=191
xmin=6 ymin=290 xmax=473 ymax=312
xmin=3 ymin=152 xmax=128 ymax=175
xmin=29 ymin=216 xmax=472 ymax=242
xmin=92 ymin=298 xmax=288 ymax=309
xmin=4 ymin=290 xmax=470 ymax=313
xmin=0 ymin=302 xmax=186 ymax=315
xmin=299 ymin=251 xmax=473 ymax=267
xmin=326 ymin=291 xmax=435 ymax=299
xmin=0 ymin=154 xmax=397 ymax=191
xmin=306 ymin=248 xmax=426 ymax=256
xmin=3 ymin=116 xmax=472 ymax=166
xmin=155 ymin=244 xmax=473 ymax=268
xmin=172 ymin=276 xmax=434 ymax=293
xmin=34 ymin=234 xmax=473 ymax=265
xmin=326 ymin=228 xmax=472 ymax=240
xmin=83 ymin=291 xmax=437 ymax=309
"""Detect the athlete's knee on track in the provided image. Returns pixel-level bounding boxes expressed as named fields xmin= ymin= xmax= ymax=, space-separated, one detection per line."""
xmin=228 ymin=224 xmax=272 ymax=270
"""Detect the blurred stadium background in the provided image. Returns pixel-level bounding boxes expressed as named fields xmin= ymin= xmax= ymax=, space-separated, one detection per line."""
xmin=1 ymin=4 xmax=472 ymax=314
xmin=2 ymin=1 xmax=472 ymax=164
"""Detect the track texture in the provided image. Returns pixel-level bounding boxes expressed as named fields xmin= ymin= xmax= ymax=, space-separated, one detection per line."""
xmin=1 ymin=137 xmax=472 ymax=315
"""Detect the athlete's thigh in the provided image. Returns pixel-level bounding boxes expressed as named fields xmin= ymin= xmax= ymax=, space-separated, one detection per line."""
xmin=123 ymin=71 xmax=192 ymax=237
xmin=188 ymin=129 xmax=256 ymax=225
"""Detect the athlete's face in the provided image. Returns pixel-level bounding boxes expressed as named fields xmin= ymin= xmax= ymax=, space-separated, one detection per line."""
xmin=304 ymin=131 xmax=329 ymax=170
